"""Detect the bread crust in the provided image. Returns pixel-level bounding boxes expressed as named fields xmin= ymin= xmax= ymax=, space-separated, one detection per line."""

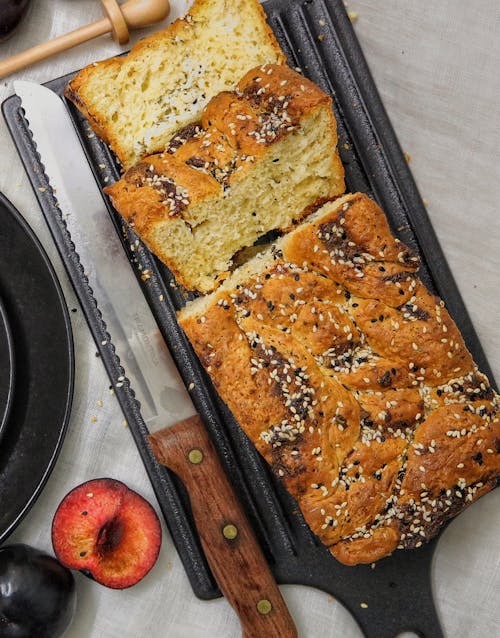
xmin=178 ymin=193 xmax=500 ymax=565
xmin=64 ymin=58 xmax=121 ymax=145
xmin=105 ymin=64 xmax=345 ymax=292
xmin=64 ymin=0 xmax=286 ymax=168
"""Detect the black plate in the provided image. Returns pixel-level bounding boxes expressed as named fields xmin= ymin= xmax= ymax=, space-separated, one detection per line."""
xmin=0 ymin=192 xmax=74 ymax=543
xmin=0 ymin=295 xmax=15 ymax=442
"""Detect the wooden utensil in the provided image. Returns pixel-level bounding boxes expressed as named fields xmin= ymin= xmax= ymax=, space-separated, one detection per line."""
xmin=0 ymin=0 xmax=170 ymax=79
xmin=149 ymin=415 xmax=298 ymax=638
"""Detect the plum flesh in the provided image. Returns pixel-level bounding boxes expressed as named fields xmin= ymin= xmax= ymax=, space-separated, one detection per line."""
xmin=52 ymin=478 xmax=162 ymax=589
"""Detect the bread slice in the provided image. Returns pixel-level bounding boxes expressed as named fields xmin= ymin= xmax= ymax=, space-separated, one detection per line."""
xmin=104 ymin=64 xmax=345 ymax=292
xmin=178 ymin=192 xmax=500 ymax=565
xmin=65 ymin=0 xmax=285 ymax=168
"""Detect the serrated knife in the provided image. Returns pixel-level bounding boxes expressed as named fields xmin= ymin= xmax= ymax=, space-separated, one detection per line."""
xmin=15 ymin=80 xmax=297 ymax=638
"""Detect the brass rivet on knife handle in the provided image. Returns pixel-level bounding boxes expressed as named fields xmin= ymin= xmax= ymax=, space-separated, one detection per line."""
xmin=222 ymin=524 xmax=238 ymax=540
xmin=188 ymin=448 xmax=204 ymax=464
xmin=148 ymin=415 xmax=298 ymax=638
xmin=0 ymin=0 xmax=170 ymax=80
xmin=256 ymin=599 xmax=272 ymax=615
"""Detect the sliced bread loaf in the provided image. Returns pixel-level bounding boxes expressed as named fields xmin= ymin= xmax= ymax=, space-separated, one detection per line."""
xmin=104 ymin=64 xmax=345 ymax=292
xmin=65 ymin=0 xmax=285 ymax=168
xmin=178 ymin=192 xmax=500 ymax=565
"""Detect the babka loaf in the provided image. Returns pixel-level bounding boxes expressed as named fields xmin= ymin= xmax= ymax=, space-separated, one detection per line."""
xmin=178 ymin=192 xmax=500 ymax=565
xmin=65 ymin=0 xmax=285 ymax=168
xmin=105 ymin=64 xmax=345 ymax=293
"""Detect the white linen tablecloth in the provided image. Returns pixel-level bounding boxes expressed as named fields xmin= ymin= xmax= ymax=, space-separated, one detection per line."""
xmin=0 ymin=1 xmax=498 ymax=636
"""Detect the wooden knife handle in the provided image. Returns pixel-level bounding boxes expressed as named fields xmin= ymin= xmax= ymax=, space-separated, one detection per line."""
xmin=149 ymin=415 xmax=298 ymax=638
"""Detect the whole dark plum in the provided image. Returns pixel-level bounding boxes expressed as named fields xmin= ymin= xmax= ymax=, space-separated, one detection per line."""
xmin=0 ymin=544 xmax=76 ymax=638
xmin=0 ymin=1 xmax=32 ymax=42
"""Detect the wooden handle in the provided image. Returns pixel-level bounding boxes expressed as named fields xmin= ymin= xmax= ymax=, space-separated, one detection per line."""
xmin=0 ymin=0 xmax=170 ymax=80
xmin=0 ymin=19 xmax=109 ymax=79
xmin=149 ymin=415 xmax=298 ymax=638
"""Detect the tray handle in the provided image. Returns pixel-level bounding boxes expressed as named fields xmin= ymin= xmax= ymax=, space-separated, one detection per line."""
xmin=341 ymin=542 xmax=444 ymax=638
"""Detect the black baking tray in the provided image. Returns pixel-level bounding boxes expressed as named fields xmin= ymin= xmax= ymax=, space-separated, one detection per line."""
xmin=3 ymin=1 xmax=497 ymax=636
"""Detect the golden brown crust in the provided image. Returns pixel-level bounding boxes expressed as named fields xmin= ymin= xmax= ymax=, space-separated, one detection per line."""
xmin=105 ymin=64 xmax=345 ymax=291
xmin=106 ymin=64 xmax=337 ymax=213
xmin=64 ymin=58 xmax=121 ymax=144
xmin=64 ymin=0 xmax=286 ymax=167
xmin=179 ymin=192 xmax=500 ymax=565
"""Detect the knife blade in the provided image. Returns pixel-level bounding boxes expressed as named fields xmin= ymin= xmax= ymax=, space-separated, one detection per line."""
xmin=15 ymin=80 xmax=297 ymax=638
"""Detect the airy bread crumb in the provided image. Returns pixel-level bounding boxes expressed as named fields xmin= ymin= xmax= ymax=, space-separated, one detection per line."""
xmin=65 ymin=0 xmax=285 ymax=169
xmin=105 ymin=65 xmax=345 ymax=292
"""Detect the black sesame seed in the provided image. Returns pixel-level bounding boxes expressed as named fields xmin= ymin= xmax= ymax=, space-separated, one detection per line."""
xmin=472 ymin=452 xmax=483 ymax=465
xmin=378 ymin=371 xmax=391 ymax=387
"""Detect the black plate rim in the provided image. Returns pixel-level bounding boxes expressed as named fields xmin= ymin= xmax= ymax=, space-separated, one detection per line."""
xmin=0 ymin=295 xmax=15 ymax=443
xmin=0 ymin=191 xmax=75 ymax=544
